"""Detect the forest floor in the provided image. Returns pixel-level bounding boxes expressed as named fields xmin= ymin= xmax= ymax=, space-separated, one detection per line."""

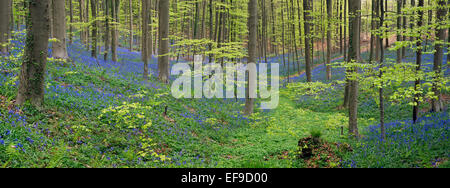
xmin=0 ymin=31 xmax=448 ymax=168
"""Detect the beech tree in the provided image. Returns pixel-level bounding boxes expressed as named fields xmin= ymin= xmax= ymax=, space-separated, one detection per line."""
xmin=244 ymin=0 xmax=258 ymax=115
xmin=348 ymin=0 xmax=361 ymax=137
xmin=303 ymin=0 xmax=312 ymax=82
xmin=142 ymin=0 xmax=150 ymax=80
xmin=326 ymin=0 xmax=333 ymax=80
xmin=51 ymin=0 xmax=69 ymax=59
xmin=0 ymin=0 xmax=12 ymax=54
xmin=158 ymin=0 xmax=170 ymax=83
xmin=16 ymin=0 xmax=50 ymax=108
xmin=431 ymin=0 xmax=447 ymax=112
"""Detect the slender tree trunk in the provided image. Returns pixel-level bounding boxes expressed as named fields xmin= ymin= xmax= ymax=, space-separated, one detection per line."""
xmin=111 ymin=0 xmax=119 ymax=62
xmin=8 ymin=0 xmax=13 ymax=48
xmin=271 ymin=0 xmax=277 ymax=55
xmin=244 ymin=0 xmax=258 ymax=115
xmin=410 ymin=0 xmax=416 ymax=41
xmin=142 ymin=0 xmax=150 ymax=80
xmin=448 ymin=0 xmax=450 ymax=64
xmin=379 ymin=0 xmax=386 ymax=140
xmin=104 ymin=0 xmax=110 ymax=60
xmin=17 ymin=0 xmax=50 ymax=108
xmin=384 ymin=0 xmax=389 ymax=48
xmin=80 ymin=0 xmax=84 ymax=44
xmin=424 ymin=0 xmax=433 ymax=51
xmin=326 ymin=0 xmax=333 ymax=80
xmin=339 ymin=0 xmax=343 ymax=54
xmin=413 ymin=0 xmax=424 ymax=123
xmin=69 ymin=0 xmax=73 ymax=44
xmin=153 ymin=0 xmax=158 ymax=55
xmin=129 ymin=0 xmax=133 ymax=51
xmin=344 ymin=0 xmax=348 ymax=60
xmin=201 ymin=0 xmax=207 ymax=39
xmin=209 ymin=0 xmax=214 ymax=63
xmin=401 ymin=0 xmax=406 ymax=59
xmin=304 ymin=0 xmax=313 ymax=82
xmin=348 ymin=0 xmax=361 ymax=138
xmin=158 ymin=0 xmax=170 ymax=84
xmin=281 ymin=1 xmax=287 ymax=75
xmin=91 ymin=0 xmax=98 ymax=58
xmin=396 ymin=0 xmax=402 ymax=63
xmin=0 ymin=0 xmax=12 ymax=54
xmin=85 ymin=0 xmax=90 ymax=48
xmin=52 ymin=0 xmax=69 ymax=59
xmin=369 ymin=0 xmax=375 ymax=63
xmin=431 ymin=0 xmax=447 ymax=112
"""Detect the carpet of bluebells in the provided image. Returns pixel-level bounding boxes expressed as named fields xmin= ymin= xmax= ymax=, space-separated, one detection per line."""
xmin=342 ymin=112 xmax=449 ymax=168
xmin=0 ymin=30 xmax=448 ymax=168
xmin=0 ymin=30 xmax=252 ymax=167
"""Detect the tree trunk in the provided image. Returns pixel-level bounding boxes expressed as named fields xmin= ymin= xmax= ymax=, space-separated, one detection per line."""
xmin=17 ymin=0 xmax=50 ymax=108
xmin=303 ymin=0 xmax=313 ymax=82
xmin=379 ymin=0 xmax=386 ymax=140
xmin=142 ymin=0 xmax=150 ymax=79
xmin=69 ymin=0 xmax=74 ymax=44
xmin=52 ymin=0 xmax=69 ymax=59
xmin=244 ymin=0 xmax=258 ymax=115
xmin=0 ymin=0 xmax=11 ymax=54
xmin=369 ymin=0 xmax=375 ymax=63
xmin=413 ymin=0 xmax=424 ymax=123
xmin=271 ymin=0 xmax=277 ymax=55
xmin=339 ymin=0 xmax=343 ymax=54
xmin=91 ymin=0 xmax=98 ymax=58
xmin=111 ymin=0 xmax=119 ymax=62
xmin=86 ymin=0 xmax=90 ymax=50
xmin=410 ymin=0 xmax=416 ymax=41
xmin=104 ymin=0 xmax=110 ymax=60
xmin=344 ymin=0 xmax=348 ymax=60
xmin=348 ymin=0 xmax=361 ymax=138
xmin=396 ymin=0 xmax=402 ymax=63
xmin=326 ymin=0 xmax=333 ymax=80
xmin=129 ymin=0 xmax=133 ymax=51
xmin=158 ymin=0 xmax=170 ymax=84
xmin=431 ymin=0 xmax=447 ymax=112
xmin=401 ymin=0 xmax=406 ymax=58
xmin=209 ymin=0 xmax=214 ymax=63
xmin=79 ymin=0 xmax=84 ymax=44
xmin=281 ymin=1 xmax=286 ymax=76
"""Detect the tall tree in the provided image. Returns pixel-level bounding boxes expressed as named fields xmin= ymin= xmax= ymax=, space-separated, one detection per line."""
xmin=244 ymin=0 xmax=258 ymax=115
xmin=348 ymin=0 xmax=361 ymax=137
xmin=69 ymin=0 xmax=74 ymax=44
xmin=79 ymin=0 xmax=85 ymax=44
xmin=396 ymin=0 xmax=403 ymax=63
xmin=158 ymin=0 xmax=170 ymax=83
xmin=431 ymin=0 xmax=447 ymax=112
xmin=378 ymin=0 xmax=386 ymax=140
xmin=303 ymin=0 xmax=313 ymax=82
xmin=0 ymin=0 xmax=12 ymax=54
xmin=413 ymin=0 xmax=424 ymax=123
xmin=16 ymin=0 xmax=50 ymax=108
xmin=52 ymin=0 xmax=69 ymax=59
xmin=369 ymin=0 xmax=376 ymax=63
xmin=104 ymin=0 xmax=110 ymax=61
xmin=91 ymin=0 xmax=98 ymax=58
xmin=326 ymin=0 xmax=333 ymax=80
xmin=447 ymin=0 xmax=450 ymax=64
xmin=111 ymin=0 xmax=119 ymax=62
xmin=129 ymin=0 xmax=134 ymax=51
xmin=142 ymin=0 xmax=150 ymax=79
